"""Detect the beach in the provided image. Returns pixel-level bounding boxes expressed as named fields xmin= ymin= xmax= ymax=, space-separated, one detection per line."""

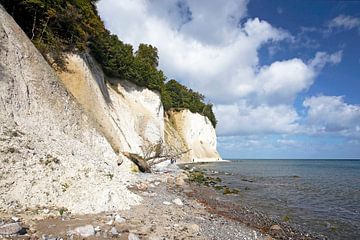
xmin=0 ymin=163 xmax=331 ymax=240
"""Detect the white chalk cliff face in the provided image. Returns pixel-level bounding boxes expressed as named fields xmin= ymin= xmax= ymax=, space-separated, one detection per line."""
xmin=166 ymin=109 xmax=221 ymax=163
xmin=0 ymin=4 xmax=221 ymax=214
xmin=57 ymin=53 xmax=164 ymax=156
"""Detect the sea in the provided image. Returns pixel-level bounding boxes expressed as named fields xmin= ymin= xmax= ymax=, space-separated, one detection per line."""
xmin=194 ymin=159 xmax=360 ymax=240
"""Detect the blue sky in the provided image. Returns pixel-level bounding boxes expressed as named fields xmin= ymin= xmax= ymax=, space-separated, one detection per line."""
xmin=97 ymin=0 xmax=360 ymax=159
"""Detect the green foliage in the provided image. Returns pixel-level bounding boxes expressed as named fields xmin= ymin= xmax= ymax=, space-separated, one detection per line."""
xmin=0 ymin=0 xmax=103 ymax=68
xmin=1 ymin=0 xmax=217 ymax=127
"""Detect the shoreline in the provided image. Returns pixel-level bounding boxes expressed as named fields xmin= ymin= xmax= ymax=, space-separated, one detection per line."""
xmin=0 ymin=166 xmax=326 ymax=239
xmin=0 ymin=169 xmax=266 ymax=239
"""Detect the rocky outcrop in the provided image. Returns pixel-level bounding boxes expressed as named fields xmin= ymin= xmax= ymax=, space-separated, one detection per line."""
xmin=166 ymin=109 xmax=221 ymax=163
xmin=0 ymin=5 xmax=140 ymax=214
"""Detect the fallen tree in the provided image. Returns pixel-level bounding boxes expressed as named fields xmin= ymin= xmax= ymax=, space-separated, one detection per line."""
xmin=122 ymin=140 xmax=190 ymax=173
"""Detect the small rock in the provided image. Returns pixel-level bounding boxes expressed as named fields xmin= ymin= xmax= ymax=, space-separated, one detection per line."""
xmin=0 ymin=222 xmax=22 ymax=235
xmin=117 ymin=156 xmax=123 ymax=166
xmin=128 ymin=233 xmax=140 ymax=240
xmin=154 ymin=181 xmax=160 ymax=186
xmin=162 ymin=201 xmax=172 ymax=205
xmin=136 ymin=182 xmax=148 ymax=191
xmin=43 ymin=209 xmax=50 ymax=214
xmin=175 ymin=177 xmax=185 ymax=186
xmin=106 ymin=219 xmax=114 ymax=225
xmin=110 ymin=227 xmax=118 ymax=236
xmin=71 ymin=225 xmax=95 ymax=237
xmin=94 ymin=226 xmax=101 ymax=232
xmin=11 ymin=216 xmax=20 ymax=222
xmin=188 ymin=224 xmax=200 ymax=233
xmin=115 ymin=215 xmax=126 ymax=224
xmin=172 ymin=198 xmax=183 ymax=206
xmin=270 ymin=224 xmax=282 ymax=231
xmin=166 ymin=177 xmax=174 ymax=185
xmin=42 ymin=234 xmax=57 ymax=240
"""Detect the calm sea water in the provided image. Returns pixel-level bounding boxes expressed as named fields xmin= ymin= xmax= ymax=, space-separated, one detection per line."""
xmin=196 ymin=159 xmax=360 ymax=240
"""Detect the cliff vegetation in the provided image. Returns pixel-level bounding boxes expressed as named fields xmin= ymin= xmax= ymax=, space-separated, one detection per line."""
xmin=0 ymin=0 xmax=217 ymax=127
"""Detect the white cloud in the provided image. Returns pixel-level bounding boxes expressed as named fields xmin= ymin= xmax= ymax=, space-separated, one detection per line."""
xmin=328 ymin=15 xmax=360 ymax=31
xmin=303 ymin=95 xmax=360 ymax=137
xmin=309 ymin=51 xmax=342 ymax=71
xmin=256 ymin=58 xmax=315 ymax=105
xmin=214 ymin=102 xmax=299 ymax=136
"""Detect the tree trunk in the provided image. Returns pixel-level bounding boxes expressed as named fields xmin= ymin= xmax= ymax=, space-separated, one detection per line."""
xmin=122 ymin=152 xmax=151 ymax=173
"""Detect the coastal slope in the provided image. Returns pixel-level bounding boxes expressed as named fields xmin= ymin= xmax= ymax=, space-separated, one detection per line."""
xmin=0 ymin=6 xmax=141 ymax=214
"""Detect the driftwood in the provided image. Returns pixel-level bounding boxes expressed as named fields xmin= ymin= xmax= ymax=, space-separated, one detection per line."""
xmin=122 ymin=147 xmax=191 ymax=173
xmin=122 ymin=152 xmax=151 ymax=173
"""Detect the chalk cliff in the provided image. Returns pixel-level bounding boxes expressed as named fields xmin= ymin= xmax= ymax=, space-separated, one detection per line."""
xmin=166 ymin=109 xmax=221 ymax=163
xmin=0 ymin=5 xmax=221 ymax=214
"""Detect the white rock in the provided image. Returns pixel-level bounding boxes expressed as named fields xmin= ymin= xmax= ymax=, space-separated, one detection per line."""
xmin=188 ymin=224 xmax=200 ymax=233
xmin=128 ymin=233 xmax=140 ymax=240
xmin=270 ymin=224 xmax=282 ymax=231
xmin=106 ymin=219 xmax=114 ymax=225
xmin=114 ymin=215 xmax=126 ymax=224
xmin=162 ymin=201 xmax=172 ymax=205
xmin=94 ymin=226 xmax=101 ymax=232
xmin=172 ymin=198 xmax=183 ymax=206
xmin=0 ymin=223 xmax=22 ymax=235
xmin=43 ymin=209 xmax=50 ymax=214
xmin=110 ymin=227 xmax=118 ymax=236
xmin=11 ymin=216 xmax=19 ymax=222
xmin=71 ymin=225 xmax=95 ymax=237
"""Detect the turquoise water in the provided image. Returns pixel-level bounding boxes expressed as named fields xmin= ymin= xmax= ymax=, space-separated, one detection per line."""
xmin=197 ymin=159 xmax=360 ymax=239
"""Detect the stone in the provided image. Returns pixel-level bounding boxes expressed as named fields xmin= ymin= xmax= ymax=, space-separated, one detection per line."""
xmin=71 ymin=225 xmax=95 ymax=237
xmin=166 ymin=177 xmax=174 ymax=185
xmin=42 ymin=234 xmax=58 ymax=240
xmin=172 ymin=198 xmax=183 ymax=206
xmin=128 ymin=233 xmax=140 ymax=240
xmin=270 ymin=225 xmax=282 ymax=231
xmin=106 ymin=219 xmax=114 ymax=225
xmin=43 ymin=209 xmax=50 ymax=214
xmin=0 ymin=223 xmax=22 ymax=235
xmin=136 ymin=183 xmax=148 ymax=191
xmin=11 ymin=216 xmax=20 ymax=222
xmin=110 ymin=227 xmax=118 ymax=236
xmin=94 ymin=226 xmax=101 ymax=232
xmin=175 ymin=177 xmax=185 ymax=186
xmin=162 ymin=201 xmax=172 ymax=205
xmin=188 ymin=224 xmax=200 ymax=233
xmin=117 ymin=156 xmax=123 ymax=166
xmin=115 ymin=214 xmax=126 ymax=224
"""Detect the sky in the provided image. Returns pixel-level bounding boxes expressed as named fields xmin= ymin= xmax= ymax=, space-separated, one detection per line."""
xmin=97 ymin=0 xmax=360 ymax=159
